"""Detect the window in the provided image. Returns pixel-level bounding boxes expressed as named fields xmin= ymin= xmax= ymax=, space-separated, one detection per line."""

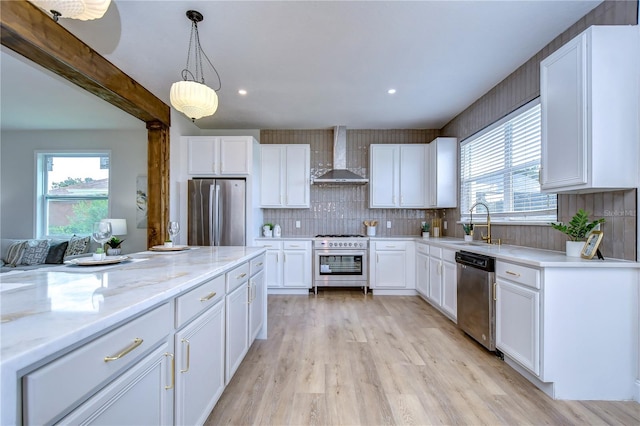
xmin=37 ymin=153 xmax=110 ymax=237
xmin=459 ymin=100 xmax=556 ymax=223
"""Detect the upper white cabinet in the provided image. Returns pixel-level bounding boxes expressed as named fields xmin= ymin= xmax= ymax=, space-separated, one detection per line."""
xmin=186 ymin=136 xmax=254 ymax=176
xmin=540 ymin=26 xmax=639 ymax=193
xmin=427 ymin=137 xmax=457 ymax=208
xmin=260 ymin=144 xmax=310 ymax=208
xmin=370 ymin=144 xmax=427 ymax=208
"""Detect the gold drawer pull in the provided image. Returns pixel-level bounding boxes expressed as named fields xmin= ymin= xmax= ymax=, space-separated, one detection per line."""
xmin=256 ymin=262 xmax=264 ymax=267
xmin=506 ymin=270 xmax=521 ymax=277
xmin=237 ymin=273 xmax=247 ymax=279
xmin=164 ymin=353 xmax=175 ymax=390
xmin=180 ymin=338 xmax=191 ymax=373
xmin=200 ymin=291 xmax=217 ymax=302
xmin=104 ymin=338 xmax=143 ymax=362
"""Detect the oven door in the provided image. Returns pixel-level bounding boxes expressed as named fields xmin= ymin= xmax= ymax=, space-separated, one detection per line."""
xmin=314 ymin=250 xmax=368 ymax=285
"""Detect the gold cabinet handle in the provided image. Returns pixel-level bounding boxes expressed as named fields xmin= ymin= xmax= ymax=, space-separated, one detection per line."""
xmin=180 ymin=338 xmax=190 ymax=373
xmin=200 ymin=291 xmax=217 ymax=302
xmin=493 ymin=282 xmax=497 ymax=301
xmin=506 ymin=270 xmax=521 ymax=277
xmin=238 ymin=273 xmax=247 ymax=279
xmin=104 ymin=338 xmax=143 ymax=362
xmin=256 ymin=262 xmax=264 ymax=267
xmin=164 ymin=352 xmax=175 ymax=390
xmin=247 ymin=282 xmax=252 ymax=304
xmin=290 ymin=244 xmax=300 ymax=248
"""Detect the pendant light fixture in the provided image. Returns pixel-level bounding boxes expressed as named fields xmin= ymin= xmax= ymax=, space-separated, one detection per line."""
xmin=170 ymin=10 xmax=222 ymax=122
xmin=29 ymin=0 xmax=111 ymax=22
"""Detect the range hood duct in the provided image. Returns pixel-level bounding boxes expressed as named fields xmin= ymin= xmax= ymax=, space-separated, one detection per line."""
xmin=313 ymin=126 xmax=369 ymax=185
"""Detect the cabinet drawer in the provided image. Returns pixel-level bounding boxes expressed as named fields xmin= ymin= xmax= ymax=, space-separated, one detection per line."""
xmin=226 ymin=262 xmax=250 ymax=292
xmin=23 ymin=303 xmax=171 ymax=426
xmin=442 ymin=248 xmax=456 ymax=263
xmin=258 ymin=241 xmax=283 ymax=250
xmin=496 ymin=261 xmax=540 ymax=289
xmin=375 ymin=241 xmax=407 ymax=250
xmin=250 ymin=254 xmax=266 ymax=276
xmin=416 ymin=243 xmax=429 ymax=255
xmin=283 ymin=240 xmax=309 ymax=250
xmin=175 ymin=274 xmax=225 ymax=328
xmin=429 ymin=246 xmax=442 ymax=258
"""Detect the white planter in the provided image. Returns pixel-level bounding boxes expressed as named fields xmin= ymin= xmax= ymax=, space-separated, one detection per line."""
xmin=106 ymin=247 xmax=121 ymax=256
xmin=164 ymin=242 xmax=174 ymax=248
xmin=566 ymin=241 xmax=584 ymax=257
xmin=464 ymin=235 xmax=473 ymax=242
xmin=422 ymin=232 xmax=429 ymax=239
xmin=368 ymin=226 xmax=377 ymax=237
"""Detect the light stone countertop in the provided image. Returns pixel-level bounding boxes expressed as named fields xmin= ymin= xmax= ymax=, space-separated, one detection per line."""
xmin=0 ymin=246 xmax=265 ymax=375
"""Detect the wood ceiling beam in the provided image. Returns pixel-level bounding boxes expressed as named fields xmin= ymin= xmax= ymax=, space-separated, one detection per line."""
xmin=0 ymin=0 xmax=170 ymax=127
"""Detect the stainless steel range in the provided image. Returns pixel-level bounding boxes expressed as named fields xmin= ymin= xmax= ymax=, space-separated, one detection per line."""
xmin=313 ymin=235 xmax=369 ymax=294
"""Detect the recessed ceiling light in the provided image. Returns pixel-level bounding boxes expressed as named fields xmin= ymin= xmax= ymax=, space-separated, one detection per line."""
xmin=238 ymin=89 xmax=247 ymax=95
xmin=387 ymin=89 xmax=396 ymax=94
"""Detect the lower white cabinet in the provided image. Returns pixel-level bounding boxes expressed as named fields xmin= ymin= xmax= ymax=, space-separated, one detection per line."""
xmin=249 ymin=269 xmax=265 ymax=342
xmin=424 ymin=245 xmax=457 ymax=321
xmin=415 ymin=243 xmax=429 ymax=298
xmin=495 ymin=260 xmax=541 ymax=376
xmin=282 ymin=240 xmax=312 ymax=288
xmin=256 ymin=239 xmax=311 ymax=290
xmin=174 ymin=301 xmax=225 ymax=426
xmin=370 ymin=240 xmax=415 ymax=292
xmin=225 ymin=282 xmax=249 ymax=384
xmin=495 ymin=278 xmax=540 ymax=375
xmin=58 ymin=342 xmax=174 ymax=426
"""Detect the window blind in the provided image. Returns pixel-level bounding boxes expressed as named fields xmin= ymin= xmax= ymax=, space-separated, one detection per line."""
xmin=460 ymin=100 xmax=556 ymax=222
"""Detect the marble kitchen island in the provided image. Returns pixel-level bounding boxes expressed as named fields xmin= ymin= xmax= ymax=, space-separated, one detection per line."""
xmin=0 ymin=246 xmax=266 ymax=425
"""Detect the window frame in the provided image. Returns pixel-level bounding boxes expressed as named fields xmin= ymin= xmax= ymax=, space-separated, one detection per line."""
xmin=459 ymin=98 xmax=557 ymax=224
xmin=36 ymin=150 xmax=111 ymax=238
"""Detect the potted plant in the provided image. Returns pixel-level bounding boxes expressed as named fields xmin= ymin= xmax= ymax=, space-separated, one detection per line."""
xmin=549 ymin=209 xmax=605 ymax=257
xmin=421 ymin=222 xmax=430 ymax=238
xmin=92 ymin=247 xmax=105 ymax=261
xmin=462 ymin=223 xmax=474 ymax=242
xmin=263 ymin=223 xmax=274 ymax=237
xmin=164 ymin=239 xmax=173 ymax=248
xmin=105 ymin=237 xmax=125 ymax=255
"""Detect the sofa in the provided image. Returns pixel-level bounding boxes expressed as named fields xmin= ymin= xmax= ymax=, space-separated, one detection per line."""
xmin=0 ymin=236 xmax=94 ymax=273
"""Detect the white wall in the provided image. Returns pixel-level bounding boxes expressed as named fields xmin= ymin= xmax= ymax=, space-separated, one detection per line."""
xmin=0 ymin=129 xmax=149 ymax=253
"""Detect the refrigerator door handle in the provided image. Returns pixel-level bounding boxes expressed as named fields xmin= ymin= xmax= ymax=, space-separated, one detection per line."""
xmin=214 ymin=184 xmax=221 ymax=246
xmin=208 ymin=184 xmax=215 ymax=245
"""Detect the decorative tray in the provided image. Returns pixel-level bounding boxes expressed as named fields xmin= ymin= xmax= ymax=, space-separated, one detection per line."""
xmin=65 ymin=256 xmax=130 ymax=266
xmin=149 ymin=245 xmax=190 ymax=252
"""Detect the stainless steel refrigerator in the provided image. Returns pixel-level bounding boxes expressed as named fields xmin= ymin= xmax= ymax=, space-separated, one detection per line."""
xmin=187 ymin=179 xmax=246 ymax=246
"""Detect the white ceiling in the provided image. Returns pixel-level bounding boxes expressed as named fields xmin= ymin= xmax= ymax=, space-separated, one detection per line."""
xmin=1 ymin=0 xmax=603 ymax=131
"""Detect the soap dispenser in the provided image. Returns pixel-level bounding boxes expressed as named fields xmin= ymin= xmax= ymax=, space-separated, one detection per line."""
xmin=273 ymin=224 xmax=281 ymax=238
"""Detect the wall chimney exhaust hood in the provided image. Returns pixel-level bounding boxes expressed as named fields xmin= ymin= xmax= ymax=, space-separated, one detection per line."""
xmin=313 ymin=126 xmax=369 ymax=185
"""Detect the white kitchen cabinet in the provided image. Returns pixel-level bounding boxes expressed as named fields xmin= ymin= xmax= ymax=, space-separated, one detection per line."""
xmin=57 ymin=342 xmax=174 ymax=426
xmin=174 ymin=301 xmax=225 ymax=426
xmin=496 ymin=278 xmax=540 ymax=376
xmin=370 ymin=144 xmax=427 ymax=208
xmin=425 ymin=245 xmax=457 ymax=321
xmin=427 ymin=137 xmax=457 ymax=208
xmin=186 ymin=136 xmax=253 ymax=176
xmin=540 ymin=25 xmax=638 ymax=193
xmin=260 ymin=144 xmax=310 ymax=208
xmin=370 ymin=240 xmax=415 ymax=293
xmin=22 ymin=303 xmax=173 ymax=426
xmin=257 ymin=240 xmax=283 ymax=288
xmin=249 ymin=255 xmax=266 ymax=342
xmin=225 ymin=270 xmax=250 ymax=384
xmin=415 ymin=243 xmax=429 ymax=298
xmin=282 ymin=240 xmax=312 ymax=288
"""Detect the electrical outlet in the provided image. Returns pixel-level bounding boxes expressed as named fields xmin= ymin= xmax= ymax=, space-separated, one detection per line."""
xmin=295 ymin=220 xmax=301 ymax=228
xmin=444 ymin=221 xmax=448 ymax=230
xmin=386 ymin=221 xmax=391 ymax=229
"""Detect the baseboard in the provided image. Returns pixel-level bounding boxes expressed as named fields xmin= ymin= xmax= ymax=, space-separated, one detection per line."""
xmin=503 ymin=356 xmax=555 ymax=399
xmin=371 ymin=289 xmax=418 ymax=296
xmin=635 ymin=379 xmax=640 ymax=402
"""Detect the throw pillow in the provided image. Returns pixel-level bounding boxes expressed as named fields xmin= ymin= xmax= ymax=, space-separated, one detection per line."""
xmin=65 ymin=236 xmax=91 ymax=257
xmin=4 ymin=241 xmax=27 ymax=267
xmin=45 ymin=240 xmax=69 ymax=264
xmin=21 ymin=240 xmax=50 ymax=265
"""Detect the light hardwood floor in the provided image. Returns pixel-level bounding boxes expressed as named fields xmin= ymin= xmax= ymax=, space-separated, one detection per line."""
xmin=206 ymin=290 xmax=640 ymax=425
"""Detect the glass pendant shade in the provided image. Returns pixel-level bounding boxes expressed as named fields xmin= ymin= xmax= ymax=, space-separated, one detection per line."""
xmin=170 ymin=80 xmax=219 ymax=121
xmin=30 ymin=0 xmax=111 ymax=20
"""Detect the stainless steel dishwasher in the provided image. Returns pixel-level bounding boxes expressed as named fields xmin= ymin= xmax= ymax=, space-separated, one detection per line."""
xmin=455 ymin=250 xmax=496 ymax=352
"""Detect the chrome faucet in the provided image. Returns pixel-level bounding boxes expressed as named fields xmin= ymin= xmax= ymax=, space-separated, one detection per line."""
xmin=469 ymin=202 xmax=492 ymax=244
